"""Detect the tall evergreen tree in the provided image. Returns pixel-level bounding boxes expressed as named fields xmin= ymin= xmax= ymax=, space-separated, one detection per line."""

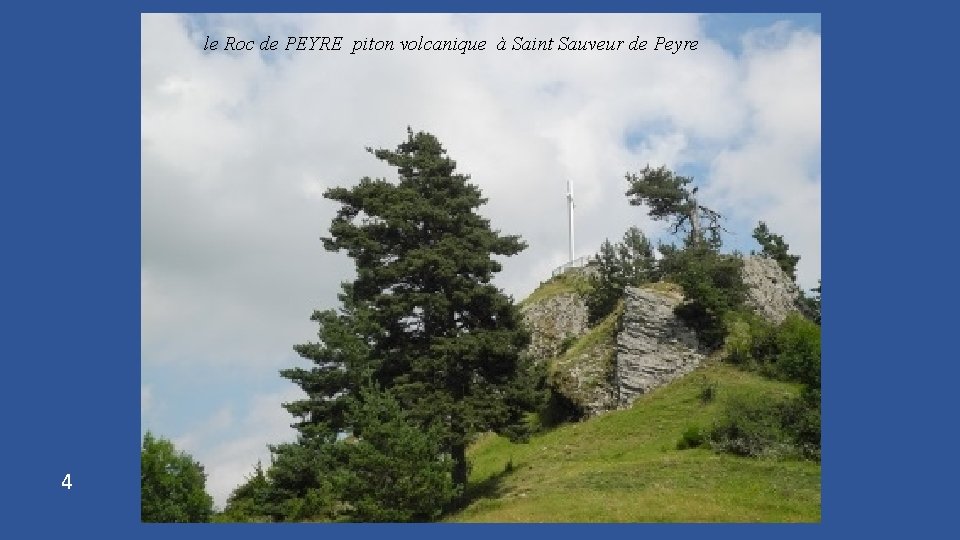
xmin=282 ymin=128 xmax=540 ymax=501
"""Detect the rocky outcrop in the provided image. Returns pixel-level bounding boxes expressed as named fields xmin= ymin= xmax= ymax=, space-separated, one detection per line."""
xmin=549 ymin=311 xmax=620 ymax=417
xmin=520 ymin=255 xmax=803 ymax=415
xmin=615 ymin=286 xmax=704 ymax=408
xmin=741 ymin=256 xmax=801 ymax=324
xmin=520 ymin=292 xmax=589 ymax=361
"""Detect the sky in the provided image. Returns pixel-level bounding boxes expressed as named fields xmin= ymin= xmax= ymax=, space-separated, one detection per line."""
xmin=141 ymin=12 xmax=820 ymax=509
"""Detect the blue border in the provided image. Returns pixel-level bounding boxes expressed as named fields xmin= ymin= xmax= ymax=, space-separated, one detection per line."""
xmin=10 ymin=0 xmax=950 ymax=537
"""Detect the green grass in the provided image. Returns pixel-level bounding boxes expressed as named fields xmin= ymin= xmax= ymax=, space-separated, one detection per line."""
xmin=448 ymin=363 xmax=820 ymax=522
xmin=639 ymin=280 xmax=685 ymax=299
xmin=519 ymin=272 xmax=592 ymax=308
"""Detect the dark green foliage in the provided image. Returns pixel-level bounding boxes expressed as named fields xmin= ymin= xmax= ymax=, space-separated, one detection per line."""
xmin=708 ymin=390 xmax=820 ymax=461
xmin=749 ymin=313 xmax=821 ymax=388
xmin=586 ymin=227 xmax=656 ymax=323
xmin=717 ymin=313 xmax=821 ymax=461
xmin=698 ymin=379 xmax=718 ymax=404
xmin=538 ymin=387 xmax=586 ymax=428
xmin=752 ymin=222 xmax=800 ymax=281
xmin=262 ymin=439 xmax=340 ymax=521
xmin=780 ymin=390 xmax=821 ymax=461
xmin=141 ymin=432 xmax=214 ymax=523
xmin=273 ymin=128 xmax=542 ymax=519
xmin=732 ymin=312 xmax=821 ymax=389
xmin=708 ymin=392 xmax=796 ymax=458
xmin=659 ymin=245 xmax=747 ymax=350
xmin=218 ymin=462 xmax=274 ymax=523
xmin=676 ymin=425 xmax=708 ymax=450
xmin=281 ymin=283 xmax=377 ymax=441
xmin=625 ymin=165 xmax=725 ymax=247
xmin=333 ymin=386 xmax=459 ymax=522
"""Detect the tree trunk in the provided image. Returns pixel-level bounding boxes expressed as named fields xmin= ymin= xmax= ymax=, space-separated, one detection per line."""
xmin=689 ymin=194 xmax=701 ymax=245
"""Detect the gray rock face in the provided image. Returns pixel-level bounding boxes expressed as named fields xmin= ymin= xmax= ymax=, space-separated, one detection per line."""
xmin=615 ymin=286 xmax=704 ymax=408
xmin=741 ymin=256 xmax=801 ymax=325
xmin=520 ymin=255 xmax=803 ymax=415
xmin=520 ymin=292 xmax=589 ymax=361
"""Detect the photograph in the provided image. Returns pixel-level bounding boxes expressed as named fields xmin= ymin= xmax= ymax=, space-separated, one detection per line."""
xmin=140 ymin=12 xmax=821 ymax=522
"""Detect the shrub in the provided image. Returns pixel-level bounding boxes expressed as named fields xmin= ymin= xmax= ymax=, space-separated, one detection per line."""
xmin=713 ymin=310 xmax=821 ymax=461
xmin=750 ymin=313 xmax=821 ymax=388
xmin=698 ymin=379 xmax=718 ymax=404
xmin=781 ymin=389 xmax=821 ymax=461
xmin=660 ymin=245 xmax=747 ymax=350
xmin=707 ymin=392 xmax=795 ymax=459
xmin=676 ymin=425 xmax=708 ymax=450
xmin=722 ymin=310 xmax=772 ymax=367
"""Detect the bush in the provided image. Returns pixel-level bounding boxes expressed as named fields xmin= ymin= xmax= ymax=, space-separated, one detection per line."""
xmin=676 ymin=425 xmax=708 ymax=450
xmin=698 ymin=379 xmax=718 ymax=404
xmin=707 ymin=392 xmax=795 ymax=458
xmin=750 ymin=313 xmax=821 ymax=387
xmin=660 ymin=245 xmax=747 ymax=350
xmin=725 ymin=312 xmax=820 ymax=391
xmin=708 ymin=390 xmax=820 ymax=461
xmin=781 ymin=389 xmax=821 ymax=461
xmin=714 ymin=312 xmax=821 ymax=462
xmin=722 ymin=310 xmax=772 ymax=367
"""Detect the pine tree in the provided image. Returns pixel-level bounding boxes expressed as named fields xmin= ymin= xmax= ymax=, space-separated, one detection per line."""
xmin=587 ymin=227 xmax=656 ymax=323
xmin=282 ymin=128 xmax=541 ymax=503
xmin=333 ymin=385 xmax=458 ymax=521
xmin=625 ymin=165 xmax=725 ymax=248
xmin=752 ymin=221 xmax=800 ymax=281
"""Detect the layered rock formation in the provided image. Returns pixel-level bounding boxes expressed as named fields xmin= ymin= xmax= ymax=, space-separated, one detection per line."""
xmin=522 ymin=254 xmax=805 ymax=414
xmin=614 ymin=286 xmax=704 ymax=408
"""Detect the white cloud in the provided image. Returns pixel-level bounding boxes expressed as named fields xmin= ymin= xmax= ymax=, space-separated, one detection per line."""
xmin=141 ymin=385 xmax=153 ymax=417
xmin=174 ymin=387 xmax=304 ymax=509
xmin=704 ymin=22 xmax=821 ymax=288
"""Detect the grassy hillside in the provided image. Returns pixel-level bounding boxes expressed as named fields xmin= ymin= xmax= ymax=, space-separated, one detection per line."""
xmin=519 ymin=271 xmax=592 ymax=309
xmin=448 ymin=362 xmax=821 ymax=522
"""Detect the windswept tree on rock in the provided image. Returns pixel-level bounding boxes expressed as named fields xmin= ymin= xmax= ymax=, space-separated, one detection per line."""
xmin=752 ymin=221 xmax=800 ymax=282
xmin=624 ymin=165 xmax=744 ymax=349
xmin=625 ymin=165 xmax=725 ymax=248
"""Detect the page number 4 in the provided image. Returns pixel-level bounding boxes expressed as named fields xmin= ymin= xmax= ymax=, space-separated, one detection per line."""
xmin=62 ymin=474 xmax=72 ymax=490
